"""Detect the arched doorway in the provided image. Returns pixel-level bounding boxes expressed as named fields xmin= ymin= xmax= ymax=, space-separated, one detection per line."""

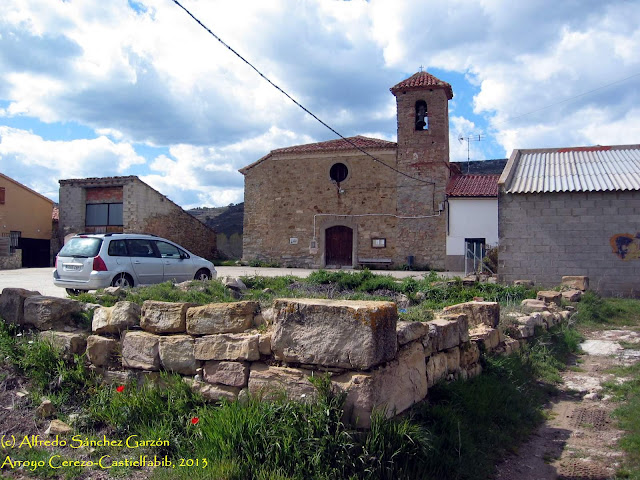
xmin=325 ymin=225 xmax=353 ymax=267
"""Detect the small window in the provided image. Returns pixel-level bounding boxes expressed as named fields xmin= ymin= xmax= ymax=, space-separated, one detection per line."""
xmin=372 ymin=238 xmax=386 ymax=248
xmin=126 ymin=239 xmax=158 ymax=258
xmin=330 ymin=163 xmax=348 ymax=183
xmin=155 ymin=241 xmax=181 ymax=258
xmin=9 ymin=231 xmax=20 ymax=254
xmin=86 ymin=203 xmax=123 ymax=227
xmin=107 ymin=239 xmax=128 ymax=257
xmin=0 ymin=187 xmax=5 ymax=204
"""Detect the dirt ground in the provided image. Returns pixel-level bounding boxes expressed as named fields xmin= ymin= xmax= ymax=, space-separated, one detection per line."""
xmin=495 ymin=328 xmax=640 ymax=480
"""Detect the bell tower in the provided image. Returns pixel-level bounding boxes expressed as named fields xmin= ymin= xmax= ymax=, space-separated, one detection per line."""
xmin=390 ymin=71 xmax=453 ymax=269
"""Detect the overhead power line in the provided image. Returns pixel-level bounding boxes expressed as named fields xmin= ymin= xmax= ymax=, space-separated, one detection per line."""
xmin=171 ymin=0 xmax=434 ymax=186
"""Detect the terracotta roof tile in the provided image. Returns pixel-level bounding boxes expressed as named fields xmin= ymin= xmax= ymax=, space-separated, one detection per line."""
xmin=446 ymin=174 xmax=500 ymax=197
xmin=273 ymin=135 xmax=396 ymax=155
xmin=390 ymin=71 xmax=453 ymax=99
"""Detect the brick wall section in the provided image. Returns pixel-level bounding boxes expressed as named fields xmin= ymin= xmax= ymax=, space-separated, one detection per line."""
xmin=243 ymin=151 xmax=398 ymax=267
xmin=498 ymin=190 xmax=640 ymax=296
xmin=59 ymin=177 xmax=216 ymax=260
xmin=393 ymin=88 xmax=450 ymax=269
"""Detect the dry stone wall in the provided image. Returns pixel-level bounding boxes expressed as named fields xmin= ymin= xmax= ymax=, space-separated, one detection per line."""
xmin=0 ymin=288 xmax=576 ymax=429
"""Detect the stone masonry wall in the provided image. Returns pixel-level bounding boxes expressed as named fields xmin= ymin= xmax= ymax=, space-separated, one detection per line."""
xmin=1 ymin=287 xmax=575 ymax=430
xmin=243 ymin=151 xmax=398 ymax=267
xmin=499 ymin=190 xmax=640 ymax=296
xmin=394 ymin=88 xmax=450 ymax=270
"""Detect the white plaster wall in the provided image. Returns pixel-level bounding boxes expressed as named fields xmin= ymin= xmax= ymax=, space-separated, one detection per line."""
xmin=446 ymin=198 xmax=498 ymax=255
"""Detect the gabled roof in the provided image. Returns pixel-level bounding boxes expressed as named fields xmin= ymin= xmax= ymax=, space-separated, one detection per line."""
xmin=0 ymin=173 xmax=55 ymax=205
xmin=499 ymin=144 xmax=640 ymax=194
xmin=446 ymin=174 xmax=500 ymax=197
xmin=239 ymin=136 xmax=396 ymax=174
xmin=390 ymin=71 xmax=454 ymax=99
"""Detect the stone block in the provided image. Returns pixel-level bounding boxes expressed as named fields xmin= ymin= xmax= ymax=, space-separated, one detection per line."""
xmin=122 ymin=331 xmax=160 ymax=370
xmin=561 ymin=276 xmax=589 ymax=291
xmin=503 ymin=338 xmax=521 ymax=355
xmin=428 ymin=315 xmax=466 ymax=352
xmin=194 ymin=334 xmax=260 ymax=361
xmin=86 ymin=335 xmax=119 ymax=367
xmin=92 ymin=301 xmax=141 ymax=334
xmin=469 ymin=325 xmax=501 ymax=352
xmin=203 ymin=361 xmax=249 ymax=387
xmin=397 ymin=321 xmax=427 ymax=345
xmin=442 ymin=301 xmax=499 ymax=328
xmin=445 ymin=347 xmax=460 ymax=374
xmin=521 ymin=299 xmax=549 ymax=312
xmin=466 ymin=363 xmax=482 ymax=379
xmin=426 ymin=351 xmax=448 ymax=387
xmin=141 ymin=301 xmax=192 ymax=333
xmin=537 ymin=291 xmax=561 ymax=305
xmin=258 ymin=333 xmax=272 ymax=355
xmin=23 ymin=296 xmax=83 ymax=331
xmin=186 ymin=301 xmax=258 ymax=335
xmin=0 ymin=288 xmax=40 ymax=325
xmin=39 ymin=331 xmax=87 ymax=359
xmin=248 ymin=363 xmax=317 ymax=401
xmin=459 ymin=341 xmax=480 ymax=368
xmin=159 ymin=335 xmax=197 ymax=375
xmin=333 ymin=341 xmax=427 ymax=429
xmin=187 ymin=379 xmax=240 ymax=402
xmin=271 ymin=299 xmax=397 ymax=370
xmin=562 ymin=289 xmax=582 ymax=302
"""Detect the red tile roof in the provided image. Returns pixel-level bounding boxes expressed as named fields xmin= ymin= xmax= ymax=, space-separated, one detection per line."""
xmin=272 ymin=135 xmax=396 ymax=155
xmin=239 ymin=136 xmax=396 ymax=174
xmin=446 ymin=174 xmax=500 ymax=197
xmin=390 ymin=71 xmax=453 ymax=99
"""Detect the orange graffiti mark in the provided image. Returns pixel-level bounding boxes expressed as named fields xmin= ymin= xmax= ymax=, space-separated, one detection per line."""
xmin=610 ymin=233 xmax=640 ymax=261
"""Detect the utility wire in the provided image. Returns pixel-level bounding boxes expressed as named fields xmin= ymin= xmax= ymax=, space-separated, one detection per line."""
xmin=171 ymin=0 xmax=435 ymax=186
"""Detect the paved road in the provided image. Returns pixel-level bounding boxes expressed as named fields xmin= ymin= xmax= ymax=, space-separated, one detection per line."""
xmin=0 ymin=267 xmax=463 ymax=298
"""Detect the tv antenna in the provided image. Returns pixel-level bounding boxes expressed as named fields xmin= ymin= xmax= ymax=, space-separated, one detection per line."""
xmin=458 ymin=134 xmax=485 ymax=173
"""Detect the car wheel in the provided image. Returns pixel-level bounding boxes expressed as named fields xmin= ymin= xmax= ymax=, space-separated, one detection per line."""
xmin=194 ymin=269 xmax=211 ymax=281
xmin=66 ymin=288 xmax=83 ymax=296
xmin=111 ymin=273 xmax=134 ymax=288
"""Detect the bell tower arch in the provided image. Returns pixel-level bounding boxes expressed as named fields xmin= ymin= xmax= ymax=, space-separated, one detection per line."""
xmin=390 ymin=71 xmax=453 ymax=269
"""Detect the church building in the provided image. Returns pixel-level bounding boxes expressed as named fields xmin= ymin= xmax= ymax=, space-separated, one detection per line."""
xmin=239 ymin=71 xmax=457 ymax=270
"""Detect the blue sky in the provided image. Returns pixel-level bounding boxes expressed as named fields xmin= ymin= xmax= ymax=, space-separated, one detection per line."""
xmin=1 ymin=0 xmax=639 ymax=208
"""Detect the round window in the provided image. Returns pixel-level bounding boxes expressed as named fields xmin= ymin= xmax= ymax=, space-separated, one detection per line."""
xmin=330 ymin=163 xmax=348 ymax=183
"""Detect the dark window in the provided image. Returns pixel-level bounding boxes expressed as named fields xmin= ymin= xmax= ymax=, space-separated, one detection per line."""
xmin=126 ymin=239 xmax=158 ymax=258
xmin=107 ymin=239 xmax=128 ymax=257
xmin=86 ymin=203 xmax=123 ymax=227
xmin=330 ymin=163 xmax=348 ymax=183
xmin=58 ymin=237 xmax=102 ymax=258
xmin=415 ymin=100 xmax=428 ymax=130
xmin=0 ymin=187 xmax=5 ymax=204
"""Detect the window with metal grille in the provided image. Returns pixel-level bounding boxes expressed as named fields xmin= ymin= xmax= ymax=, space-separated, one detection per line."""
xmin=9 ymin=231 xmax=20 ymax=254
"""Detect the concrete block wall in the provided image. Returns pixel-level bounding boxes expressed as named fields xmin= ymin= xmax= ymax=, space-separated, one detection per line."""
xmin=499 ymin=191 xmax=640 ymax=296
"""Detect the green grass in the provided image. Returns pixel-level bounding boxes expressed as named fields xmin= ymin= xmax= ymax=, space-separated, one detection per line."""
xmin=573 ymin=291 xmax=640 ymax=327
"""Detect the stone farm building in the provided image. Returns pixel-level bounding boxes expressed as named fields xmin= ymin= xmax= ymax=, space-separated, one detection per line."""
xmin=498 ymin=145 xmax=640 ymax=296
xmin=241 ymin=71 xmax=503 ymax=270
xmin=58 ymin=176 xmax=217 ymax=260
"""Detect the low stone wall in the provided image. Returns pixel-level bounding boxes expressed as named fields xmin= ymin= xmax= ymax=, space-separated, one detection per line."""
xmin=0 ymin=288 xmax=575 ymax=429
xmin=0 ymin=251 xmax=22 ymax=270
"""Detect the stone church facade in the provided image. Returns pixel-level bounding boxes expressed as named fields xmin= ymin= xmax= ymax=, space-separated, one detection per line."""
xmin=240 ymin=71 xmax=453 ymax=269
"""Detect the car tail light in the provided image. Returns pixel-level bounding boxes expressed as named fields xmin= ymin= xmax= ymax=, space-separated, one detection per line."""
xmin=93 ymin=255 xmax=108 ymax=272
xmin=55 ymin=256 xmax=58 ymax=269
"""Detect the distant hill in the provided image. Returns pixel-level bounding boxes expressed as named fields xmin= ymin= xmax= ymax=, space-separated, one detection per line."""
xmin=189 ymin=203 xmax=244 ymax=237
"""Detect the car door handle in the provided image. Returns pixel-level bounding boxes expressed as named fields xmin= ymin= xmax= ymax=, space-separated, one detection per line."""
xmin=133 ymin=260 xmax=141 ymax=264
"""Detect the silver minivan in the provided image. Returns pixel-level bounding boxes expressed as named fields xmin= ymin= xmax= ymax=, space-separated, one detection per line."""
xmin=53 ymin=233 xmax=216 ymax=295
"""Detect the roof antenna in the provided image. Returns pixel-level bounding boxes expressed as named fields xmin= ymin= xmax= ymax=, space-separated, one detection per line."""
xmin=458 ymin=134 xmax=485 ymax=173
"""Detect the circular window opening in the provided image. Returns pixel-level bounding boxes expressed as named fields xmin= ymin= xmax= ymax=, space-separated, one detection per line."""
xmin=330 ymin=163 xmax=348 ymax=183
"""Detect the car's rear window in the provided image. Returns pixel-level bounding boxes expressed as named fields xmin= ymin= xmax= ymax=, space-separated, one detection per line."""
xmin=58 ymin=237 xmax=102 ymax=258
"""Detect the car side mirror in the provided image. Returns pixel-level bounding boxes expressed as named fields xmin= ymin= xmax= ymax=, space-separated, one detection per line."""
xmin=180 ymin=253 xmax=188 ymax=260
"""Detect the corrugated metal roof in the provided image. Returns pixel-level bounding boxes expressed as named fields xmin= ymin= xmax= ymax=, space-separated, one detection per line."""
xmin=503 ymin=145 xmax=640 ymax=193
